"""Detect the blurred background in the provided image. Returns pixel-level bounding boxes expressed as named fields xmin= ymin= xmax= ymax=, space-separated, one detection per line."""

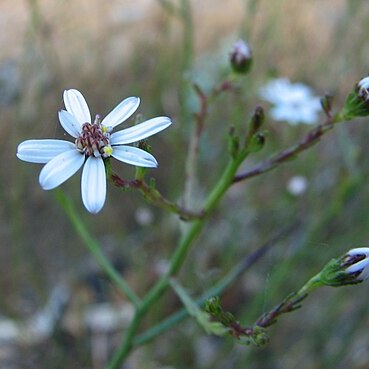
xmin=3 ymin=0 xmax=369 ymax=368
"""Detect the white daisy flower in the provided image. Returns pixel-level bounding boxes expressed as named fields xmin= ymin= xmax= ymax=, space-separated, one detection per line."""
xmin=259 ymin=78 xmax=321 ymax=125
xmin=17 ymin=89 xmax=172 ymax=214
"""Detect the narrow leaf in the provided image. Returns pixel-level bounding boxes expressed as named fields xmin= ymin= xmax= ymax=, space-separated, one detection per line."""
xmin=170 ymin=279 xmax=228 ymax=336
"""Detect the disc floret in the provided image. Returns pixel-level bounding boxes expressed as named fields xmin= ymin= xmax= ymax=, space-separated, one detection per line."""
xmin=75 ymin=115 xmax=112 ymax=158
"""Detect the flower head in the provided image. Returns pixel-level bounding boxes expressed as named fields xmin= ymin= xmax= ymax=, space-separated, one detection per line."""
xmin=17 ymin=89 xmax=172 ymax=213
xmin=356 ymin=77 xmax=369 ymax=102
xmin=342 ymin=248 xmax=369 ymax=282
xmin=318 ymin=247 xmax=369 ymax=287
xmin=259 ymin=78 xmax=321 ymax=125
xmin=339 ymin=76 xmax=369 ymax=120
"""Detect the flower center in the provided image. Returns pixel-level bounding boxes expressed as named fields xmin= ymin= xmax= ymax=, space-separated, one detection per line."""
xmin=75 ymin=117 xmax=112 ymax=158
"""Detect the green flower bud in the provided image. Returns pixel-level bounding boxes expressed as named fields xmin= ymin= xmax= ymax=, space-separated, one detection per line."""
xmin=320 ymin=93 xmax=333 ymax=116
xmin=244 ymin=107 xmax=266 ymax=152
xmin=339 ymin=77 xmax=369 ymax=120
xmin=250 ymin=106 xmax=265 ymax=133
xmin=248 ymin=131 xmax=266 ymax=153
xmin=205 ymin=296 xmax=236 ymax=326
xmin=320 ymin=247 xmax=369 ymax=286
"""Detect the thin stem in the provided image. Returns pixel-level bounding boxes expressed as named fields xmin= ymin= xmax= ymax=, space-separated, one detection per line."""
xmin=183 ymin=84 xmax=208 ymax=208
xmin=255 ymin=272 xmax=323 ymax=329
xmin=133 ymin=224 xmax=295 ymax=346
xmin=107 ymin=153 xmax=247 ymax=368
xmin=157 ymin=0 xmax=180 ymax=15
xmin=111 ymin=174 xmax=204 ymax=221
xmin=180 ymin=0 xmax=193 ymax=73
xmin=296 ymin=273 xmax=323 ymax=296
xmin=55 ymin=189 xmax=141 ymax=307
xmin=233 ymin=120 xmax=334 ymax=183
xmin=183 ymin=82 xmax=235 ymax=208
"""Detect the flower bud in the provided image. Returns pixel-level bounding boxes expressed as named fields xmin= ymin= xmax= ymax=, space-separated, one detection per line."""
xmin=320 ymin=93 xmax=333 ymax=117
xmin=339 ymin=77 xmax=369 ymax=120
xmin=229 ymin=39 xmax=253 ymax=74
xmin=356 ymin=77 xmax=369 ymax=102
xmin=319 ymin=247 xmax=369 ymax=286
xmin=250 ymin=106 xmax=265 ymax=133
xmin=244 ymin=107 xmax=265 ymax=152
xmin=205 ymin=296 xmax=236 ymax=326
xmin=342 ymin=248 xmax=369 ymax=282
xmin=248 ymin=131 xmax=266 ymax=153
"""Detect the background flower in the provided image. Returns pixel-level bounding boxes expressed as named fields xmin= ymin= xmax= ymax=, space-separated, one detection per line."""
xmin=260 ymin=78 xmax=321 ymax=125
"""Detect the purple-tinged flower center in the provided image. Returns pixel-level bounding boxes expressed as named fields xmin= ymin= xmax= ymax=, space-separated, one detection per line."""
xmin=75 ymin=122 xmax=110 ymax=158
xmin=341 ymin=253 xmax=366 ymax=269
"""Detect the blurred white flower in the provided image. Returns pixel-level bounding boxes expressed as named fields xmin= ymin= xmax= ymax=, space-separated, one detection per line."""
xmin=287 ymin=175 xmax=308 ymax=196
xmin=17 ymin=89 xmax=172 ymax=214
xmin=260 ymin=78 xmax=321 ymax=125
xmin=134 ymin=206 xmax=154 ymax=226
xmin=84 ymin=302 xmax=134 ymax=332
xmin=344 ymin=248 xmax=369 ymax=282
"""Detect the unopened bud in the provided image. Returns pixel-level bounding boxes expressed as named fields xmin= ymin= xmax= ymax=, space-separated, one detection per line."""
xmin=339 ymin=77 xmax=369 ymax=120
xmin=248 ymin=131 xmax=266 ymax=153
xmin=205 ymin=296 xmax=236 ymax=326
xmin=342 ymin=248 xmax=369 ymax=282
xmin=319 ymin=247 xmax=369 ymax=286
xmin=250 ymin=106 xmax=265 ymax=132
xmin=230 ymin=39 xmax=253 ymax=75
xmin=356 ymin=77 xmax=369 ymax=102
xmin=320 ymin=93 xmax=333 ymax=117
xmin=244 ymin=107 xmax=265 ymax=151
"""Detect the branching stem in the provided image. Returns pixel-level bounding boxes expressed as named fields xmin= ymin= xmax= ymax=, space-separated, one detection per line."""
xmin=107 ymin=150 xmax=248 ymax=369
xmin=233 ymin=120 xmax=335 ymax=183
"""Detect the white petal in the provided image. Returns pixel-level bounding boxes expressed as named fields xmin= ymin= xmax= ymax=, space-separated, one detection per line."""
xmin=111 ymin=145 xmax=158 ymax=167
xmin=39 ymin=150 xmax=84 ymax=190
xmin=81 ymin=156 xmax=106 ymax=214
xmin=110 ymin=117 xmax=172 ymax=145
xmin=58 ymin=110 xmax=82 ymax=137
xmin=17 ymin=139 xmax=75 ymax=163
xmin=101 ymin=97 xmax=140 ymax=130
xmin=347 ymin=248 xmax=369 ymax=257
xmin=359 ymin=77 xmax=369 ymax=90
xmin=63 ymin=89 xmax=91 ymax=125
xmin=346 ymin=258 xmax=369 ymax=281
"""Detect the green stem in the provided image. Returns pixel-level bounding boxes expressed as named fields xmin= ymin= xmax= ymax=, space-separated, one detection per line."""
xmin=233 ymin=120 xmax=334 ymax=183
xmin=255 ymin=272 xmax=324 ymax=329
xmin=110 ymin=173 xmax=203 ymax=221
xmin=137 ymin=180 xmax=204 ymax=220
xmin=134 ymin=224 xmax=291 ymax=346
xmin=133 ymin=253 xmax=251 ymax=346
xmin=55 ymin=189 xmax=141 ymax=307
xmin=297 ymin=273 xmax=323 ymax=296
xmin=107 ymin=154 xmax=246 ymax=368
